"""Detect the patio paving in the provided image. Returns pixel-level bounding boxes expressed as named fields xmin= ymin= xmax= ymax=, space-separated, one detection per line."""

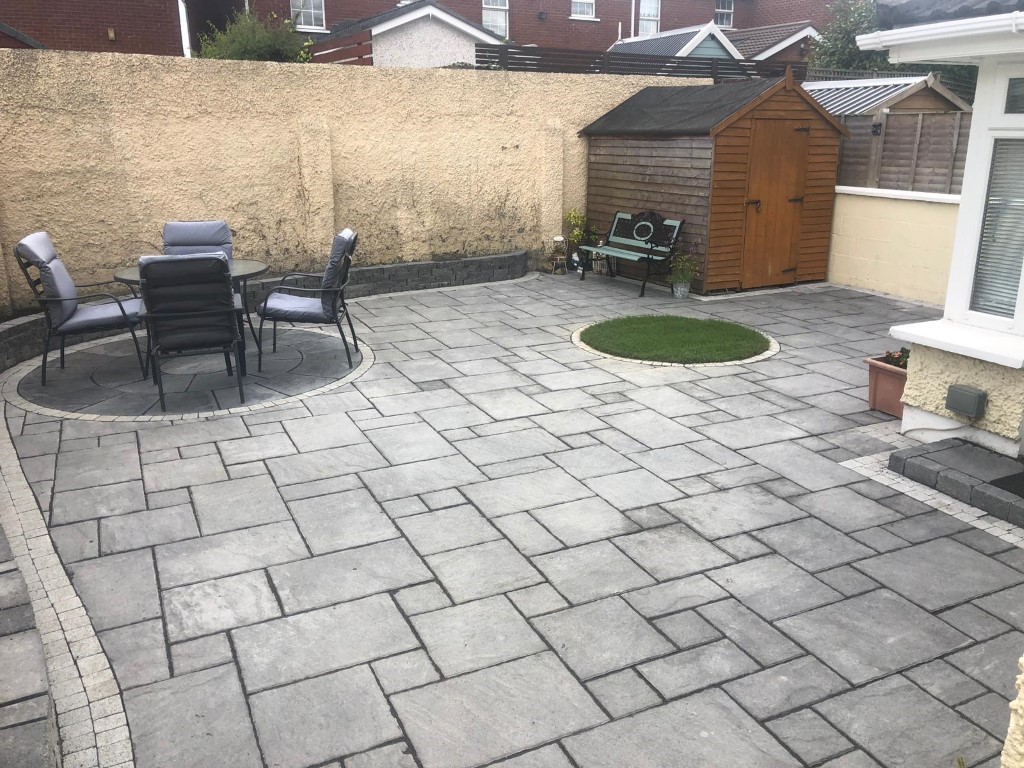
xmin=3 ymin=272 xmax=1024 ymax=768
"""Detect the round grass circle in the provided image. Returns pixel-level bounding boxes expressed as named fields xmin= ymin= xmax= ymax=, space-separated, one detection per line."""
xmin=579 ymin=315 xmax=770 ymax=365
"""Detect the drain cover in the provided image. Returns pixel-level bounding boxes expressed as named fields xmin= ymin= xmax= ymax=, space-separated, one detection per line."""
xmin=992 ymin=471 xmax=1024 ymax=499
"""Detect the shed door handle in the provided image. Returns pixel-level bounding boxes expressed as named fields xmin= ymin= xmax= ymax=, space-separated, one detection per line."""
xmin=745 ymin=199 xmax=762 ymax=212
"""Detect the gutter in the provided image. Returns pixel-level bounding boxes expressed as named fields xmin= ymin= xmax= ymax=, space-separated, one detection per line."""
xmin=857 ymin=10 xmax=1024 ymax=51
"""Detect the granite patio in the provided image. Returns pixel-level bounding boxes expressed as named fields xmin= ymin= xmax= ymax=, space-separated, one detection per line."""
xmin=3 ymin=273 xmax=1024 ymax=768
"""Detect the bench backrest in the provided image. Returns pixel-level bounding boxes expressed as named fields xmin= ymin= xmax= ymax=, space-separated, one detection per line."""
xmin=606 ymin=212 xmax=682 ymax=254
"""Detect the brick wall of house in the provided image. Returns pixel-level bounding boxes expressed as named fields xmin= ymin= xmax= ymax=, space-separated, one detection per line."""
xmin=748 ymin=0 xmax=831 ymax=29
xmin=0 ymin=0 xmax=183 ymax=55
xmin=0 ymin=30 xmax=34 ymax=49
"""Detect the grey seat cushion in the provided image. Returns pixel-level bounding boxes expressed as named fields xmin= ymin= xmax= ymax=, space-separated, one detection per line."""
xmin=258 ymin=293 xmax=330 ymax=324
xmin=162 ymin=221 xmax=233 ymax=261
xmin=58 ymin=298 xmax=143 ymax=333
xmin=321 ymin=229 xmax=355 ymax=316
xmin=16 ymin=232 xmax=79 ymax=327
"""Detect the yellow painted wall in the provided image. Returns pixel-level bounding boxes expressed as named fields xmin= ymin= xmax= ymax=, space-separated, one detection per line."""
xmin=1006 ymin=656 xmax=1024 ymax=768
xmin=0 ymin=50 xmax=693 ymax=317
xmin=903 ymin=345 xmax=1024 ymax=441
xmin=828 ymin=191 xmax=957 ymax=306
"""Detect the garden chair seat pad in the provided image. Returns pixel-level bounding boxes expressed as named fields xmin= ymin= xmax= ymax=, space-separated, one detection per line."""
xmin=258 ymin=293 xmax=331 ymax=324
xmin=57 ymin=298 xmax=144 ymax=333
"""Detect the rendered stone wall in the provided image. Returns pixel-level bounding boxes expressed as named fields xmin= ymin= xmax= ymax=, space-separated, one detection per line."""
xmin=0 ymin=49 xmax=688 ymax=318
xmin=828 ymin=190 xmax=957 ymax=307
xmin=903 ymin=345 xmax=1024 ymax=441
xmin=1005 ymin=656 xmax=1024 ymax=768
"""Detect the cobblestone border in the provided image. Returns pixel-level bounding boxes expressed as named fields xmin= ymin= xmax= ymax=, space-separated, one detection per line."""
xmin=842 ymin=424 xmax=1024 ymax=550
xmin=570 ymin=323 xmax=779 ymax=368
xmin=0 ymin=408 xmax=134 ymax=768
xmin=1 ymin=328 xmax=375 ymax=424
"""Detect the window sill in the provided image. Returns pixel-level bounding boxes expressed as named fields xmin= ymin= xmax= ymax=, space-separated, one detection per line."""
xmin=295 ymin=25 xmax=328 ymax=33
xmin=890 ymin=318 xmax=1024 ymax=368
xmin=569 ymin=15 xmax=601 ymax=21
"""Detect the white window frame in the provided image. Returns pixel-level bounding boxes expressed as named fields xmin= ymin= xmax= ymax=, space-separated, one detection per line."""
xmin=291 ymin=0 xmax=326 ymax=32
xmin=638 ymin=0 xmax=659 ymax=36
xmin=945 ymin=59 xmax=1024 ymax=335
xmin=570 ymin=0 xmax=596 ymax=20
xmin=713 ymin=0 xmax=733 ymax=28
xmin=482 ymin=0 xmax=509 ymax=38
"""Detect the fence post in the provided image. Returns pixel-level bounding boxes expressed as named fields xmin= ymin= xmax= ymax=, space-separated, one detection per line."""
xmin=498 ymin=46 xmax=508 ymax=70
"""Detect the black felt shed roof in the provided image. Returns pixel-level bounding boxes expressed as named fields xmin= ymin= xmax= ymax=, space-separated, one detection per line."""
xmin=581 ymin=78 xmax=779 ymax=137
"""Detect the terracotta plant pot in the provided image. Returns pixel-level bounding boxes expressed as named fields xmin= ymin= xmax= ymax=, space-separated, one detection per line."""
xmin=866 ymin=357 xmax=908 ymax=418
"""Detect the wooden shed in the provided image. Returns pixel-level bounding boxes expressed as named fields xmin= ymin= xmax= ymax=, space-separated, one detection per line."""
xmin=581 ymin=73 xmax=847 ymax=293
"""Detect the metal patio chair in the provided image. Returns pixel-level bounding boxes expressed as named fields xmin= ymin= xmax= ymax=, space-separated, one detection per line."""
xmin=138 ymin=253 xmax=245 ymax=411
xmin=14 ymin=231 xmax=144 ymax=385
xmin=256 ymin=229 xmax=359 ymax=371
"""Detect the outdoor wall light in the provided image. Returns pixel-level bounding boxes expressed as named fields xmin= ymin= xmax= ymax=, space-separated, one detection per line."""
xmin=538 ymin=11 xmax=548 ymax=21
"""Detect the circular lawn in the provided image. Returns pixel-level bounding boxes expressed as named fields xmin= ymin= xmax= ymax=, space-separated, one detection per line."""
xmin=579 ymin=315 xmax=770 ymax=365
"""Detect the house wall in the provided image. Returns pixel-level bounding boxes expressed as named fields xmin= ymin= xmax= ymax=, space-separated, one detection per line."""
xmin=747 ymin=0 xmax=831 ymax=28
xmin=828 ymin=188 xmax=957 ymax=306
xmin=372 ymin=16 xmax=477 ymax=67
xmin=902 ymin=345 xmax=1024 ymax=443
xmin=0 ymin=49 xmax=689 ymax=317
xmin=0 ymin=0 xmax=182 ymax=55
xmin=0 ymin=29 xmax=35 ymax=49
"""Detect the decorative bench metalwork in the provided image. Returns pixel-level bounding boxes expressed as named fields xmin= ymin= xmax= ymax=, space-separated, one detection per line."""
xmin=578 ymin=211 xmax=683 ymax=297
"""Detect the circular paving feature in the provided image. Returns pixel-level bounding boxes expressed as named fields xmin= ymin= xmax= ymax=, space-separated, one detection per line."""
xmin=14 ymin=328 xmax=364 ymax=418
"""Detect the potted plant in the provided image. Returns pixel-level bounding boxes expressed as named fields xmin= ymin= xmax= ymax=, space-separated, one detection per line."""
xmin=866 ymin=346 xmax=910 ymax=417
xmin=669 ymin=243 xmax=700 ymax=297
xmin=565 ymin=209 xmax=599 ymax=271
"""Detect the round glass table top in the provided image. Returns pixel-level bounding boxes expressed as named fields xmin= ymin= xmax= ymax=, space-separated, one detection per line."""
xmin=113 ymin=258 xmax=269 ymax=285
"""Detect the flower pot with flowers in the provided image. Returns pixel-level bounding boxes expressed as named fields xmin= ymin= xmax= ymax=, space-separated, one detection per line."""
xmin=565 ymin=209 xmax=599 ymax=273
xmin=669 ymin=243 xmax=701 ymax=297
xmin=866 ymin=346 xmax=909 ymax=418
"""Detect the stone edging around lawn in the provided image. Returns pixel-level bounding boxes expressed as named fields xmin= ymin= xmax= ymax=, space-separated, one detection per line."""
xmin=570 ymin=323 xmax=780 ymax=368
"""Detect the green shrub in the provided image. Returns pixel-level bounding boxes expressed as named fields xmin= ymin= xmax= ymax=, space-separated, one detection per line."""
xmin=198 ymin=11 xmax=312 ymax=63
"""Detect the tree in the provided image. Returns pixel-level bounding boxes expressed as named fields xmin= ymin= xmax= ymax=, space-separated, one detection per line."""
xmin=810 ymin=0 xmax=891 ymax=70
xmin=197 ymin=12 xmax=312 ymax=63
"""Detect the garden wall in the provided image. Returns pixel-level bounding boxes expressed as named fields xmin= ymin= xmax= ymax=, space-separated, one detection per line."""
xmin=0 ymin=50 xmax=688 ymax=317
xmin=828 ymin=187 xmax=959 ymax=306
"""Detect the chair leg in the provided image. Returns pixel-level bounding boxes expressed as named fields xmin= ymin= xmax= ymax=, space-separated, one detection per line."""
xmin=344 ymin=306 xmax=359 ymax=351
xmin=153 ymin=350 xmax=167 ymax=412
xmin=272 ymin=321 xmax=278 ymax=353
xmin=224 ymin=351 xmax=234 ymax=377
xmin=40 ymin=333 xmax=51 ymax=386
xmin=233 ymin=342 xmax=246 ymax=404
xmin=257 ymin=314 xmax=266 ymax=373
xmin=336 ymin=318 xmax=353 ymax=368
xmin=128 ymin=325 xmax=145 ymax=378
xmin=59 ymin=336 xmax=66 ymax=369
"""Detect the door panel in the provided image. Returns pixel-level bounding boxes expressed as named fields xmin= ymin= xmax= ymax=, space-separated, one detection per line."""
xmin=741 ymin=119 xmax=810 ymax=288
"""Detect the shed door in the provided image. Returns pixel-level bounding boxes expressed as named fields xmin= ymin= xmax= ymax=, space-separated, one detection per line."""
xmin=741 ymin=119 xmax=810 ymax=288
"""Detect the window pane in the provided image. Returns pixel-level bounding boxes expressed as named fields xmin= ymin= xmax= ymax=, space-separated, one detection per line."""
xmin=970 ymin=139 xmax=1024 ymax=318
xmin=483 ymin=0 xmax=508 ymax=8
xmin=571 ymin=1 xmax=594 ymax=17
xmin=291 ymin=0 xmax=325 ymax=27
xmin=638 ymin=18 xmax=658 ymax=34
xmin=1006 ymin=79 xmax=1024 ymax=114
xmin=714 ymin=0 xmax=733 ymax=25
xmin=482 ymin=8 xmax=508 ymax=37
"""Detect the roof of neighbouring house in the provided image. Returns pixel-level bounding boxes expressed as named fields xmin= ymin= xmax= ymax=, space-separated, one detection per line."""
xmin=321 ymin=0 xmax=505 ymax=43
xmin=802 ymin=74 xmax=972 ymax=114
xmin=876 ymin=0 xmax=1024 ymax=27
xmin=723 ymin=21 xmax=818 ymax=60
xmin=0 ymin=21 xmax=45 ymax=48
xmin=582 ymin=78 xmax=780 ymax=136
xmin=609 ymin=21 xmax=743 ymax=59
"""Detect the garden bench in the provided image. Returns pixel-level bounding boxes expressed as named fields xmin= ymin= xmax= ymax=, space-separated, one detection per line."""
xmin=578 ymin=211 xmax=683 ymax=297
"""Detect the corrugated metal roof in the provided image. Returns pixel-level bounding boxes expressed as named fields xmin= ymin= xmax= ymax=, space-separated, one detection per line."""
xmin=802 ymin=76 xmax=929 ymax=115
xmin=610 ymin=30 xmax=698 ymax=57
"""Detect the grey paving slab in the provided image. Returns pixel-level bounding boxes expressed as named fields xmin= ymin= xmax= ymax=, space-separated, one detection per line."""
xmin=462 ymin=468 xmax=592 ymax=518
xmin=629 ymin=443 xmax=726 ymax=481
xmin=0 ymin=631 xmax=46 ymax=706
xmin=530 ymin=409 xmax=606 ymax=436
xmin=124 ymin=663 xmax=262 ymax=768
xmin=973 ymin=583 xmax=1024 ymax=631
xmin=638 ymin=638 xmax=758 ymax=698
xmin=270 ymin=538 xmax=430 ymax=613
xmin=533 ymin=597 xmax=674 ymax=680
xmin=99 ymin=503 xmax=199 ymax=554
xmin=531 ymin=497 xmax=639 ymax=545
xmin=156 ymin=521 xmax=308 ymax=589
xmin=456 ymin=427 xmax=565 ymax=466
xmin=217 ymin=432 xmax=296 ymax=465
xmin=251 ymin=664 xmax=402 ymax=768
xmin=947 ymin=631 xmax=1024 ymax=699
xmin=99 ymin=618 xmax=170 ymax=690
xmin=70 ymin=549 xmax=161 ymax=631
xmin=164 ymin=571 xmax=280 ymax=642
xmin=395 ymin=583 xmax=452 ymax=616
xmin=143 ymin=454 xmax=228 ymax=492
xmin=615 ymin=525 xmax=733 ymax=581
xmin=170 ymin=633 xmax=233 ymax=676
xmin=881 ymin=510 xmax=973 ymax=543
xmin=585 ymin=468 xmax=682 ymax=509
xmin=794 ymin=487 xmax=903 ymax=533
xmin=766 ymin=710 xmax=853 ymax=766
xmin=50 ymin=479 xmax=147 ymax=525
xmin=602 ymin=409 xmax=702 ymax=449
xmin=490 ymin=745 xmax=574 ymax=768
xmin=958 ymin=691 xmax=1013 ymax=739
xmin=54 ymin=442 xmax=142 ymax=492
xmin=533 ymin=541 xmax=654 ymax=603
xmin=547 ymin=445 xmax=639 ymax=480
xmin=563 ymin=688 xmax=800 ymax=768
xmin=708 ymin=555 xmax=841 ymax=620
xmin=904 ymin=659 xmax=988 ymax=707
xmin=753 ymin=518 xmax=874 ymax=572
xmin=280 ymin=412 xmax=367 ymax=452
xmin=191 ymin=474 xmax=290 ymax=535
xmin=741 ymin=442 xmax=863 ymax=492
xmin=371 ymin=649 xmax=440 ymax=694
xmin=233 ymin=593 xmax=418 ymax=692
xmin=625 ymin=386 xmax=714 ymax=417
xmin=696 ymin=415 xmax=809 ymax=450
xmin=697 ymin=598 xmax=803 ymax=666
xmin=289 ymin=487 xmax=400 ymax=554
xmin=623 ymin=575 xmax=729 ymax=618
xmin=815 ymin=675 xmax=1000 ymax=768
xmin=137 ymin=417 xmax=248 ymax=452
xmin=267 ymin=443 xmax=388 ymax=486
xmin=586 ymin=668 xmax=662 ymax=718
xmin=939 ymin=603 xmax=1012 ymax=641
xmin=413 ymin=596 xmax=545 ymax=676
xmin=397 ymin=505 xmax=501 ymax=555
xmin=427 ymin=540 xmax=543 ymax=602
xmin=854 ymin=539 xmax=1024 ymax=611
xmin=724 ymin=655 xmax=849 ymax=719
xmin=345 ymin=743 xmax=420 ymax=768
xmin=361 ymin=455 xmax=488 ymax=502
xmin=366 ymin=421 xmax=458 ymax=464
xmin=392 ymin=652 xmax=606 ymax=768
xmin=778 ymin=589 xmax=969 ymax=684
xmin=653 ymin=609 xmax=721 ymax=649
xmin=494 ymin=512 xmax=564 ymax=555
xmin=465 ymin=389 xmax=549 ymax=420
xmin=663 ymin=486 xmax=806 ymax=540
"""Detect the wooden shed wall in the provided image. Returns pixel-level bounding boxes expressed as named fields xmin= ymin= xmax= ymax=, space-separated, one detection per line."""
xmin=706 ymin=86 xmax=841 ymax=291
xmin=586 ymin=136 xmax=712 ymax=284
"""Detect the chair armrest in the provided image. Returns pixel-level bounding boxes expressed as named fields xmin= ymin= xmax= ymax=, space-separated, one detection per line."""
xmin=263 ymin=284 xmax=339 ymax=301
xmin=79 ymin=279 xmax=139 ymax=298
xmin=277 ymin=272 xmax=323 ymax=285
xmin=38 ymin=293 xmax=135 ymax=323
